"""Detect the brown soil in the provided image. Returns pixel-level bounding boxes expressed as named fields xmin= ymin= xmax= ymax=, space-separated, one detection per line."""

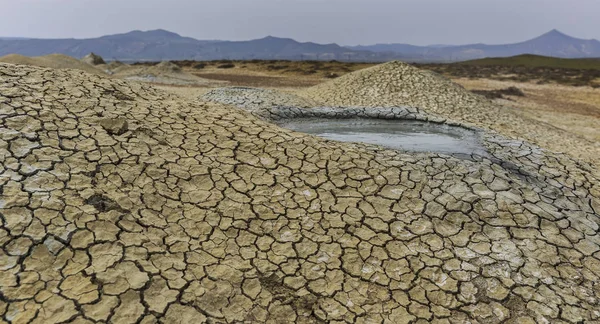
xmin=471 ymin=86 xmax=525 ymax=100
xmin=416 ymin=63 xmax=600 ymax=88
xmin=174 ymin=59 xmax=374 ymax=76
xmin=455 ymin=78 xmax=600 ymax=143
xmin=168 ymin=60 xmax=375 ymax=88
xmin=193 ymin=72 xmax=321 ymax=88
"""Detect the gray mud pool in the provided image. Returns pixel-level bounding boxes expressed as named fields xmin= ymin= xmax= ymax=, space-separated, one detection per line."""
xmin=279 ymin=118 xmax=487 ymax=156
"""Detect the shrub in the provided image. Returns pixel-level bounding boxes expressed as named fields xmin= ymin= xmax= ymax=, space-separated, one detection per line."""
xmin=217 ymin=63 xmax=235 ymax=69
xmin=267 ymin=65 xmax=288 ymax=71
xmin=494 ymin=86 xmax=525 ymax=97
xmin=471 ymin=86 xmax=525 ymax=100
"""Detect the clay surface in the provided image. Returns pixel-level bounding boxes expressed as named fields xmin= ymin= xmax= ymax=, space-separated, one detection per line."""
xmin=0 ymin=62 xmax=599 ymax=323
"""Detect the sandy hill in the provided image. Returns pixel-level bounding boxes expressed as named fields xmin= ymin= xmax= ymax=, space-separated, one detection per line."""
xmin=1 ymin=62 xmax=600 ymax=323
xmin=300 ymin=60 xmax=600 ymax=165
xmin=0 ymin=53 xmax=105 ymax=75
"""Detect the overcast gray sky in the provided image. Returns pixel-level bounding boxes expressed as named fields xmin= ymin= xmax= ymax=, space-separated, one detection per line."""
xmin=1 ymin=0 xmax=598 ymax=45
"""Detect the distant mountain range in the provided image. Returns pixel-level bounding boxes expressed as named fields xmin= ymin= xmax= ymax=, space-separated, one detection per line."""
xmin=0 ymin=30 xmax=382 ymax=62
xmin=0 ymin=37 xmax=30 ymax=40
xmin=349 ymin=30 xmax=600 ymax=62
xmin=0 ymin=29 xmax=598 ymax=62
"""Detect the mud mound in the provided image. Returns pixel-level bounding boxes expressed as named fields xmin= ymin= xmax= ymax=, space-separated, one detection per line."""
xmin=202 ymin=86 xmax=322 ymax=110
xmin=106 ymin=60 xmax=125 ymax=69
xmin=81 ymin=52 xmax=106 ymax=65
xmin=102 ymin=60 xmax=130 ymax=75
xmin=302 ymin=61 xmax=483 ymax=116
xmin=154 ymin=60 xmax=182 ymax=73
xmin=301 ymin=61 xmax=600 ymax=165
xmin=113 ymin=61 xmax=216 ymax=86
xmin=1 ymin=63 xmax=600 ymax=323
xmin=0 ymin=53 xmax=105 ymax=75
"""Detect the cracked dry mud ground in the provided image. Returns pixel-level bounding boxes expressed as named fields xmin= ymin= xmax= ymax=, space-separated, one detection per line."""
xmin=202 ymin=87 xmax=320 ymax=111
xmin=1 ymin=63 xmax=600 ymax=324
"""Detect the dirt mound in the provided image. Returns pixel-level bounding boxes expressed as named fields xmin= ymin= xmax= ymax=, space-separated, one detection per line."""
xmin=301 ymin=60 xmax=600 ymax=165
xmin=0 ymin=53 xmax=105 ymax=75
xmin=81 ymin=52 xmax=106 ymax=65
xmin=113 ymin=61 xmax=216 ymax=86
xmin=106 ymin=60 xmax=125 ymax=69
xmin=154 ymin=61 xmax=182 ymax=73
xmin=100 ymin=60 xmax=131 ymax=75
xmin=301 ymin=61 xmax=483 ymax=115
xmin=1 ymin=62 xmax=600 ymax=323
xmin=202 ymin=86 xmax=322 ymax=110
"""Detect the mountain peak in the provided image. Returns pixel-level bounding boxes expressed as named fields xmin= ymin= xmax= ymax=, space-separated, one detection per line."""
xmin=127 ymin=29 xmax=182 ymax=38
xmin=144 ymin=29 xmax=182 ymax=37
xmin=255 ymin=35 xmax=297 ymax=43
xmin=538 ymin=29 xmax=572 ymax=40
xmin=101 ymin=29 xmax=185 ymax=41
xmin=262 ymin=35 xmax=292 ymax=41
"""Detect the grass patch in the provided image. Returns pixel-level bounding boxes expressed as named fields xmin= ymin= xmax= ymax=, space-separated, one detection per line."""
xmin=471 ymin=86 xmax=525 ymax=100
xmin=460 ymin=54 xmax=600 ymax=70
xmin=217 ymin=63 xmax=235 ymax=69
xmin=416 ymin=55 xmax=600 ymax=87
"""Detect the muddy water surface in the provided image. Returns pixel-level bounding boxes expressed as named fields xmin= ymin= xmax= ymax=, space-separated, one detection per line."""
xmin=279 ymin=118 xmax=487 ymax=156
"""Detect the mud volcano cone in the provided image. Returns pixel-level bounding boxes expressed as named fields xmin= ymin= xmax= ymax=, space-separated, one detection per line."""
xmin=155 ymin=61 xmax=182 ymax=73
xmin=82 ymin=52 xmax=106 ymax=65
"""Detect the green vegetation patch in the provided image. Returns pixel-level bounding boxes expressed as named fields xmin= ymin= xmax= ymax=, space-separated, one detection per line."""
xmin=460 ymin=54 xmax=600 ymax=70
